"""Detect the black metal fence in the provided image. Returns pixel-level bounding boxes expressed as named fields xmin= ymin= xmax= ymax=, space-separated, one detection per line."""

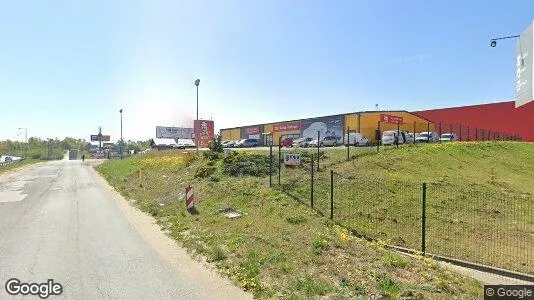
xmin=269 ymin=152 xmax=534 ymax=276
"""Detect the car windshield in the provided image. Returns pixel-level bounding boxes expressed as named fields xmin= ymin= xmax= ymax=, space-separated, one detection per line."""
xmin=418 ymin=133 xmax=429 ymax=138
xmin=383 ymin=132 xmax=394 ymax=137
xmin=441 ymin=134 xmax=452 ymax=138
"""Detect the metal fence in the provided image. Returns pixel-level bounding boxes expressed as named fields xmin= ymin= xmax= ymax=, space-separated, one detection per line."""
xmin=269 ymin=152 xmax=534 ymax=277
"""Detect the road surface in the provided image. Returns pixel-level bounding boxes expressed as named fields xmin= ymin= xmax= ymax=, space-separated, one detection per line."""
xmin=0 ymin=159 xmax=250 ymax=300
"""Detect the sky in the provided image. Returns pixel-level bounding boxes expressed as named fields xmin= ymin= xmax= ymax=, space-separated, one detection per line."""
xmin=0 ymin=0 xmax=532 ymax=142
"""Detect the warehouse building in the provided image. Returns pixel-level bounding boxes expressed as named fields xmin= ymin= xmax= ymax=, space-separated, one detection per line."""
xmin=221 ymin=111 xmax=435 ymax=146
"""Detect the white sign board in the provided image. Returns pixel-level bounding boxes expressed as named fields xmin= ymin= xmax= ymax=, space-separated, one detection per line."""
xmin=266 ymin=135 xmax=273 ymax=146
xmin=284 ymin=153 xmax=301 ymax=166
xmin=156 ymin=126 xmax=194 ymax=139
xmin=516 ymin=20 xmax=534 ymax=108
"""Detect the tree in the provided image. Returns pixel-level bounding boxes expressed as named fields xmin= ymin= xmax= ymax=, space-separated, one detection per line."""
xmin=209 ymin=134 xmax=224 ymax=153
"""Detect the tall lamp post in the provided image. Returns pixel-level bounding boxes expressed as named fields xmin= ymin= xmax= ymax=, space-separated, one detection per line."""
xmin=18 ymin=127 xmax=27 ymax=158
xmin=194 ymin=79 xmax=200 ymax=156
xmin=119 ymin=109 xmax=123 ymax=159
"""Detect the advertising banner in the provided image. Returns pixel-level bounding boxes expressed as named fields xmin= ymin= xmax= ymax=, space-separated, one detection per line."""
xmin=102 ymin=135 xmax=110 ymax=142
xmin=245 ymin=127 xmax=260 ymax=135
xmin=273 ymin=121 xmax=301 ymax=132
xmin=516 ymin=21 xmax=534 ymax=108
xmin=301 ymin=116 xmax=344 ymax=140
xmin=90 ymin=135 xmax=98 ymax=142
xmin=194 ymin=120 xmax=215 ymax=148
xmin=380 ymin=114 xmax=404 ymax=124
xmin=156 ymin=126 xmax=195 ymax=139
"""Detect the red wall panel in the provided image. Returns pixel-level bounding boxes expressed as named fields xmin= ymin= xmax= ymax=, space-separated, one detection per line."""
xmin=413 ymin=101 xmax=534 ymax=142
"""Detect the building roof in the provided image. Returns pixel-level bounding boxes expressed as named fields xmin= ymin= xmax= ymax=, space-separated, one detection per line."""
xmin=150 ymin=138 xmax=177 ymax=146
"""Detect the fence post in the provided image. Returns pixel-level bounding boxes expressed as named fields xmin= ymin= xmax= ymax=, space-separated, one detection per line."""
xmin=377 ymin=121 xmax=381 ymax=151
xmin=439 ymin=123 xmax=442 ymax=143
xmin=330 ymin=170 xmax=334 ymax=220
xmin=427 ymin=122 xmax=430 ymax=142
xmin=449 ymin=124 xmax=452 ymax=137
xmin=413 ymin=121 xmax=416 ymax=145
xmin=459 ymin=124 xmax=462 ymax=141
xmin=311 ymin=154 xmax=314 ymax=208
xmin=396 ymin=122 xmax=400 ymax=148
xmin=421 ymin=182 xmax=427 ymax=255
xmin=347 ymin=126 xmax=350 ymax=160
xmin=278 ymin=136 xmax=282 ymax=185
xmin=467 ymin=126 xmax=470 ymax=141
xmin=269 ymin=145 xmax=273 ymax=187
xmin=317 ymin=131 xmax=320 ymax=171
xmin=475 ymin=128 xmax=478 ymax=141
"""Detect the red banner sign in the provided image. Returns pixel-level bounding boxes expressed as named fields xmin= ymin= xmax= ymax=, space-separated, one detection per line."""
xmin=273 ymin=122 xmax=301 ymax=132
xmin=194 ymin=120 xmax=215 ymax=148
xmin=245 ymin=127 xmax=260 ymax=135
xmin=380 ymin=114 xmax=404 ymax=124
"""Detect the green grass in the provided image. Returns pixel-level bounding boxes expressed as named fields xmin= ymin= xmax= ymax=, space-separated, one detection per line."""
xmin=95 ymin=147 xmax=486 ymax=299
xmin=0 ymin=159 xmax=41 ymax=174
xmin=278 ymin=141 xmax=534 ymax=275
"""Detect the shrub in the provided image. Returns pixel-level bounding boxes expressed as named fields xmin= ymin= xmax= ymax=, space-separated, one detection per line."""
xmin=195 ymin=164 xmax=216 ymax=179
xmin=209 ymin=134 xmax=224 ymax=153
xmin=203 ymin=150 xmax=220 ymax=161
xmin=312 ymin=239 xmax=329 ymax=255
xmin=222 ymin=151 xmax=275 ymax=177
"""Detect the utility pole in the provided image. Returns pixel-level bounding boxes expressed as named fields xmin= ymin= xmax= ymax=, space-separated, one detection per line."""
xmin=98 ymin=126 xmax=103 ymax=153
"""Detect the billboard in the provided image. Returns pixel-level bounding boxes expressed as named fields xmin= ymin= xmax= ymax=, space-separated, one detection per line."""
xmin=156 ymin=126 xmax=194 ymax=139
xmin=194 ymin=120 xmax=215 ymax=148
xmin=241 ymin=126 xmax=262 ymax=140
xmin=380 ymin=114 xmax=404 ymax=124
xmin=301 ymin=116 xmax=344 ymax=140
xmin=516 ymin=21 xmax=534 ymax=108
xmin=273 ymin=121 xmax=301 ymax=132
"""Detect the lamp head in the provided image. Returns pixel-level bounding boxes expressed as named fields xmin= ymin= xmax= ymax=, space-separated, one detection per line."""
xmin=194 ymin=79 xmax=200 ymax=86
xmin=490 ymin=39 xmax=497 ymax=47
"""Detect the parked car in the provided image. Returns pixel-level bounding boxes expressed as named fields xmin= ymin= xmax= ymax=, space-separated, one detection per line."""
xmin=416 ymin=132 xmax=440 ymax=143
xmin=403 ymin=132 xmax=415 ymax=144
xmin=381 ymin=130 xmax=405 ymax=145
xmin=310 ymin=135 xmax=339 ymax=147
xmin=344 ymin=133 xmax=370 ymax=146
xmin=440 ymin=133 xmax=458 ymax=142
xmin=292 ymin=137 xmax=313 ymax=147
xmin=221 ymin=140 xmax=235 ymax=148
xmin=235 ymin=138 xmax=259 ymax=148
xmin=280 ymin=138 xmax=294 ymax=148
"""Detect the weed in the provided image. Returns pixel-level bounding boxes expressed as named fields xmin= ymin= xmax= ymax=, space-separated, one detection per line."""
xmin=312 ymin=239 xmax=329 ymax=255
xmin=376 ymin=273 xmax=401 ymax=298
xmin=383 ymin=253 xmax=410 ymax=269
xmin=293 ymin=276 xmax=332 ymax=296
xmin=209 ymin=245 xmax=227 ymax=262
xmin=286 ymin=215 xmax=307 ymax=224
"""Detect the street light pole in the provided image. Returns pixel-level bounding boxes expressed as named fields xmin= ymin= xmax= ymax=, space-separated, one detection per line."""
xmin=194 ymin=79 xmax=200 ymax=156
xmin=120 ymin=109 xmax=123 ymax=159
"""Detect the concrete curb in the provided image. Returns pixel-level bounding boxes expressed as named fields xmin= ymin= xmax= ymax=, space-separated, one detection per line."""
xmin=387 ymin=245 xmax=534 ymax=283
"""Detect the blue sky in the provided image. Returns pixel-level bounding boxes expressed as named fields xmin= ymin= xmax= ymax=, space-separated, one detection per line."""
xmin=0 ymin=0 xmax=532 ymax=141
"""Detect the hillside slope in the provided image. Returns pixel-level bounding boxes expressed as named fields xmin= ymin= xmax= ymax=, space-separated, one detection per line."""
xmin=94 ymin=143 xmax=534 ymax=298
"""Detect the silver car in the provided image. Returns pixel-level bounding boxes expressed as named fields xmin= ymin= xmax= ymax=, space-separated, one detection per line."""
xmin=309 ymin=136 xmax=339 ymax=147
xmin=235 ymin=138 xmax=259 ymax=148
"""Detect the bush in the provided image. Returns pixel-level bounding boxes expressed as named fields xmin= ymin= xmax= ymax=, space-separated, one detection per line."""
xmin=195 ymin=164 xmax=216 ymax=179
xmin=223 ymin=151 xmax=276 ymax=177
xmin=209 ymin=134 xmax=224 ymax=153
xmin=203 ymin=150 xmax=220 ymax=161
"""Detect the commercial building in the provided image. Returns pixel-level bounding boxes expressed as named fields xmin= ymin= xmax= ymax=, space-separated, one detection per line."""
xmin=221 ymin=111 xmax=434 ymax=146
xmin=415 ymin=101 xmax=534 ymax=142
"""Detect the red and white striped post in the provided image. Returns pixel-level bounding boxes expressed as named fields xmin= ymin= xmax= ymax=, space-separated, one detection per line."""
xmin=185 ymin=186 xmax=195 ymax=209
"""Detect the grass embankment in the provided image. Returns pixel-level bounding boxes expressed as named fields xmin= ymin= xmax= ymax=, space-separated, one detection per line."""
xmin=0 ymin=159 xmax=41 ymax=174
xmin=277 ymin=142 xmax=534 ymax=275
xmin=96 ymin=148 xmax=483 ymax=299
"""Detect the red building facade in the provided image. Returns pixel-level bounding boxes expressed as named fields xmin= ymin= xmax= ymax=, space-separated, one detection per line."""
xmin=414 ymin=101 xmax=534 ymax=142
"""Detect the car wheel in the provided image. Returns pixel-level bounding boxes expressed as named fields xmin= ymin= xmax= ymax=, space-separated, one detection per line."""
xmin=333 ymin=141 xmax=337 ymax=147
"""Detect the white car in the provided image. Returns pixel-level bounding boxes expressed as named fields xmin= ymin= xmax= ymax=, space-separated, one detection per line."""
xmin=402 ymin=132 xmax=415 ymax=144
xmin=344 ymin=133 xmax=370 ymax=146
xmin=175 ymin=139 xmax=196 ymax=149
xmin=381 ymin=131 xmax=405 ymax=146
xmin=292 ymin=137 xmax=313 ymax=147
xmin=221 ymin=140 xmax=235 ymax=148
xmin=440 ymin=133 xmax=458 ymax=142
xmin=416 ymin=132 xmax=440 ymax=143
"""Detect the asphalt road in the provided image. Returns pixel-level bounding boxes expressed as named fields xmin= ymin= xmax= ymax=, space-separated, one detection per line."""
xmin=0 ymin=159 xmax=250 ymax=300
